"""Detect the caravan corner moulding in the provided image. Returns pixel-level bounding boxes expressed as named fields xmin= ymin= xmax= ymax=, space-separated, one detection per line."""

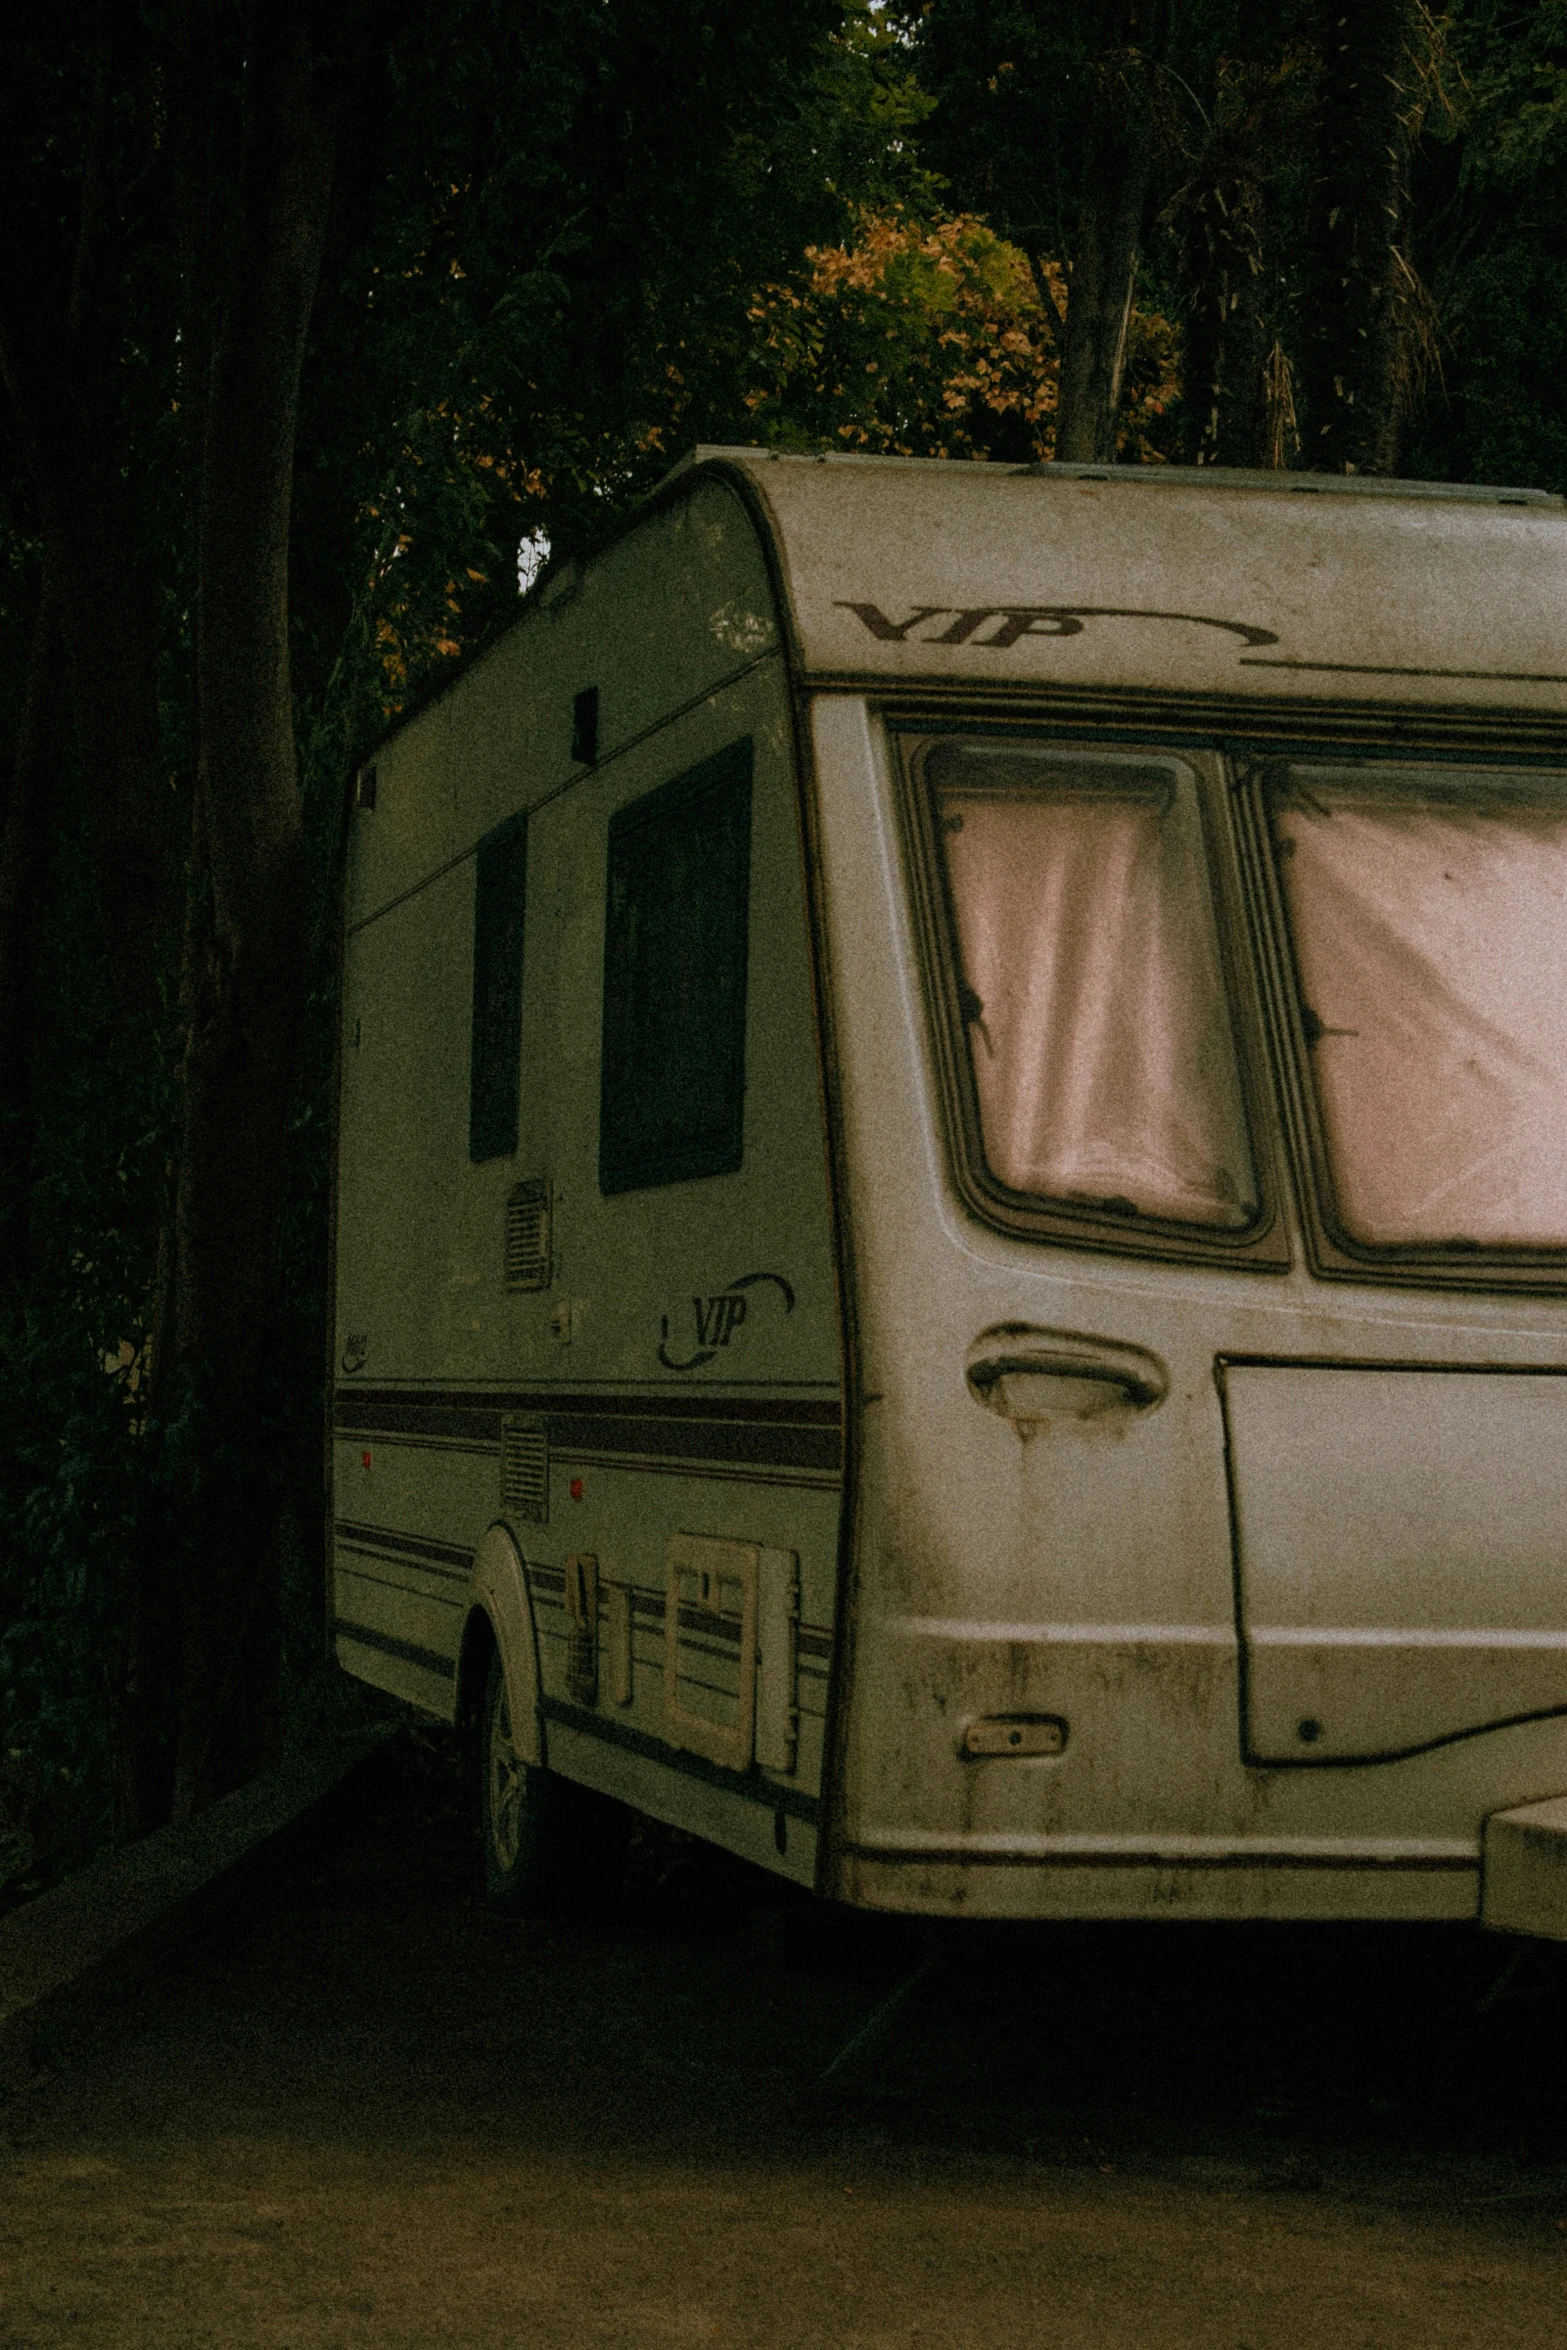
xmin=331 ymin=448 xmax=1567 ymax=1935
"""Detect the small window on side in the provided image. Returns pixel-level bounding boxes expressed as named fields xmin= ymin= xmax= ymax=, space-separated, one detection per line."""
xmin=469 ymin=813 xmax=528 ymax=1163
xmin=599 ymin=739 xmax=752 ymax=1195
xmin=572 ymin=687 xmax=600 ymax=766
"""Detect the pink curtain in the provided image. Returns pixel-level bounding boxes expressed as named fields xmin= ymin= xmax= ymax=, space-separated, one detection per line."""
xmin=936 ymin=756 xmax=1255 ymax=1227
xmin=1274 ymin=770 xmax=1567 ymax=1248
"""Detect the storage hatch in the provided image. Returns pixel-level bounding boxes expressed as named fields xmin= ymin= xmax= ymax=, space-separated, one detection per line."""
xmin=1223 ymin=1364 xmax=1567 ymax=1762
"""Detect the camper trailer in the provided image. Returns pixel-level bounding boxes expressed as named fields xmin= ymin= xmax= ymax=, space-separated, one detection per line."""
xmin=332 ymin=448 xmax=1567 ymax=1936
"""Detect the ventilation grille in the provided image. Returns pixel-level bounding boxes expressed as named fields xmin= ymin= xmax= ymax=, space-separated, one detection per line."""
xmin=501 ymin=1417 xmax=548 ymax=1523
xmin=504 ymin=1178 xmax=551 ymax=1292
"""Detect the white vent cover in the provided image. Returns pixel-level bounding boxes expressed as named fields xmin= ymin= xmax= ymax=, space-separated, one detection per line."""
xmin=504 ymin=1178 xmax=551 ymax=1292
xmin=501 ymin=1417 xmax=548 ymax=1523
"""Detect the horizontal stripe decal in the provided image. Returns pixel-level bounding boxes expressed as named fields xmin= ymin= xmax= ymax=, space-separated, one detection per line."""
xmin=334 ymin=1558 xmax=466 ymax=1605
xmin=332 ymin=1517 xmax=836 ymax=1697
xmin=531 ymin=1566 xmax=832 ymax=1654
xmin=336 ymin=1386 xmax=842 ymax=1473
xmin=549 ymin=1448 xmax=840 ymax=1493
xmin=541 ymin=1695 xmax=820 ymax=1823
xmin=336 ymin=1520 xmax=475 ymax=1574
xmin=340 ymin=1434 xmax=498 ymax=1461
xmin=338 ymin=1385 xmax=841 ymax=1426
xmin=334 ymin=1617 xmax=457 ymax=1682
xmin=846 ymin=1844 xmax=1476 ymax=1873
xmin=677 ymin=1603 xmax=743 ymax=1647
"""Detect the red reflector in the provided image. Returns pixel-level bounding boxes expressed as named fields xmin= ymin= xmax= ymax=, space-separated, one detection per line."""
xmin=362 ymin=1450 xmax=372 ymax=1470
xmin=569 ymin=1477 xmax=584 ymax=1502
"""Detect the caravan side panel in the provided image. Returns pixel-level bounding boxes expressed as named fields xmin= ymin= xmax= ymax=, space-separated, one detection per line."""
xmin=332 ymin=480 xmax=844 ymax=1884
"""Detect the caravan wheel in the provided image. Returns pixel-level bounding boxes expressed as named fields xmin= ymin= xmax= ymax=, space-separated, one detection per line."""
xmin=480 ymin=1647 xmax=626 ymax=1916
xmin=482 ymin=1647 xmax=554 ymax=1913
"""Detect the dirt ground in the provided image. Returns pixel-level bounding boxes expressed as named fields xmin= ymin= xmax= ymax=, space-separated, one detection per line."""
xmin=4 ymin=1730 xmax=1567 ymax=2349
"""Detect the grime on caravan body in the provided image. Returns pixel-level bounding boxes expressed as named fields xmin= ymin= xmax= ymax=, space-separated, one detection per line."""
xmin=333 ymin=450 xmax=1567 ymax=1937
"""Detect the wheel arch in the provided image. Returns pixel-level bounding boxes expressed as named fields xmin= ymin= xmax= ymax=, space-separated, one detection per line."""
xmin=460 ymin=1520 xmax=545 ymax=1766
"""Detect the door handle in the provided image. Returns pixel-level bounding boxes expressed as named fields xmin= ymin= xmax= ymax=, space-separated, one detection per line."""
xmin=966 ymin=1324 xmax=1168 ymax=1422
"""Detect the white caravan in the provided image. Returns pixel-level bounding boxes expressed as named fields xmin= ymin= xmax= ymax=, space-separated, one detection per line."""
xmin=332 ymin=448 xmax=1567 ymax=1936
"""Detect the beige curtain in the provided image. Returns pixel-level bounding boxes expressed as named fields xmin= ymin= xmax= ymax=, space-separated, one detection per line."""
xmin=1274 ymin=768 xmax=1567 ymax=1248
xmin=934 ymin=748 xmax=1255 ymax=1228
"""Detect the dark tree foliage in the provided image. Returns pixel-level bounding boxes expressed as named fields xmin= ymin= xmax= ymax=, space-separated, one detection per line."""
xmin=1404 ymin=1 xmax=1567 ymax=496
xmin=907 ymin=0 xmax=1534 ymax=482
xmin=904 ymin=0 xmax=1277 ymax=459
xmin=1293 ymin=0 xmax=1431 ymax=473
xmin=1160 ymin=41 xmax=1318 ymax=466
xmin=0 ymin=0 xmax=915 ymax=1878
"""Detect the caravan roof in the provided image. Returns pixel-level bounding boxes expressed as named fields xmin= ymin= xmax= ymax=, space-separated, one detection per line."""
xmin=658 ymin=447 xmax=1567 ymax=719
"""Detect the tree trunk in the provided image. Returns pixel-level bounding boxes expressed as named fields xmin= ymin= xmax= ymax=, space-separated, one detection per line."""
xmin=0 ymin=564 xmax=67 ymax=1299
xmin=0 ymin=15 xmax=171 ymax=1032
xmin=1297 ymin=0 xmax=1424 ymax=474
xmin=1054 ymin=117 xmax=1150 ymax=464
xmin=117 ymin=787 xmax=213 ymax=1835
xmin=1170 ymin=185 xmax=1269 ymax=466
xmin=5 ymin=414 xmax=169 ymax=1026
xmin=166 ymin=1 xmax=339 ymax=1816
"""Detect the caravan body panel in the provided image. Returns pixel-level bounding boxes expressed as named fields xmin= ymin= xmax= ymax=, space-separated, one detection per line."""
xmin=334 ymin=450 xmax=1567 ymax=1924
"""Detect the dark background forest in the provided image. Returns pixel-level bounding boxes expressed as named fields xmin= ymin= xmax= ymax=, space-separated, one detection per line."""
xmin=0 ymin=0 xmax=1563 ymax=1898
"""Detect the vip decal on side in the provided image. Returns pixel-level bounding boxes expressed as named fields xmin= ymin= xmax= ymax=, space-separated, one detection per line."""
xmin=657 ymin=1270 xmax=795 ymax=1371
xmin=834 ymin=599 xmax=1278 ymax=651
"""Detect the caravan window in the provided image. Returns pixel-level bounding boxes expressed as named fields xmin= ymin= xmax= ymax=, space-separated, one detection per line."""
xmin=1266 ymin=763 xmax=1567 ymax=1255
xmin=921 ymin=740 xmax=1258 ymax=1237
xmin=599 ymin=738 xmax=752 ymax=1195
xmin=469 ymin=812 xmax=528 ymax=1163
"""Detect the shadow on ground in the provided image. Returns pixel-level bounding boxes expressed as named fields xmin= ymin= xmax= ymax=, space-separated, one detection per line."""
xmin=3 ymin=1726 xmax=1567 ymax=2348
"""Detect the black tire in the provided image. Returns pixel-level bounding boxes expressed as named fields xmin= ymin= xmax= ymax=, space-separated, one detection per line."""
xmin=479 ymin=1647 xmax=628 ymax=1917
